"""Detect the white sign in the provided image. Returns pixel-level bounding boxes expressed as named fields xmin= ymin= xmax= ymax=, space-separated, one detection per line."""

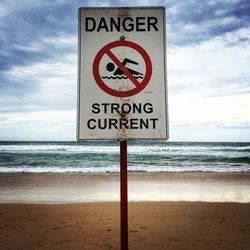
xmin=77 ymin=7 xmax=168 ymax=140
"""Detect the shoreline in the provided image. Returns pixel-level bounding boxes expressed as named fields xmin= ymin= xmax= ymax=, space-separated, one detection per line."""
xmin=1 ymin=172 xmax=250 ymax=204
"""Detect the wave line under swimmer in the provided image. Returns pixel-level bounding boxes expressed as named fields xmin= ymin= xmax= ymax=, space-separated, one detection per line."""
xmin=101 ymin=76 xmax=144 ymax=79
xmin=105 ymin=52 xmax=142 ymax=87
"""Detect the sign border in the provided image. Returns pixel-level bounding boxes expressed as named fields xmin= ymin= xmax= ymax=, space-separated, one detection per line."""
xmin=77 ymin=6 xmax=168 ymax=141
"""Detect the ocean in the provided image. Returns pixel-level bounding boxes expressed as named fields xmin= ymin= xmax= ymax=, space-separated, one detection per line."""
xmin=0 ymin=141 xmax=249 ymax=173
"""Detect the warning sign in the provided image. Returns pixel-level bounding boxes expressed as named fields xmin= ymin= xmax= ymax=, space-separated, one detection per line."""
xmin=77 ymin=7 xmax=168 ymax=140
xmin=93 ymin=40 xmax=152 ymax=97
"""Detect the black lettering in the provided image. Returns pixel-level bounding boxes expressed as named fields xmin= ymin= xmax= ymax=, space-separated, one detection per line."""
xmin=97 ymin=17 xmax=109 ymax=32
xmin=136 ymin=17 xmax=146 ymax=31
xmin=110 ymin=17 xmax=120 ymax=31
xmin=85 ymin=17 xmax=96 ymax=31
xmin=144 ymin=103 xmax=153 ymax=113
xmin=150 ymin=118 xmax=158 ymax=129
xmin=148 ymin=17 xmax=158 ymax=31
xmin=91 ymin=102 xmax=155 ymax=116
xmin=111 ymin=103 xmax=120 ymax=114
xmin=109 ymin=119 xmax=118 ymax=129
xmin=132 ymin=103 xmax=142 ymax=113
xmin=123 ymin=17 xmax=134 ymax=32
xmin=120 ymin=119 xmax=129 ymax=129
xmin=121 ymin=103 xmax=131 ymax=113
xmin=140 ymin=119 xmax=149 ymax=129
xmin=88 ymin=118 xmax=158 ymax=130
xmin=102 ymin=103 xmax=109 ymax=113
xmin=87 ymin=119 xmax=96 ymax=129
xmin=98 ymin=118 xmax=107 ymax=129
xmin=92 ymin=103 xmax=100 ymax=114
xmin=85 ymin=16 xmax=159 ymax=32
xmin=130 ymin=119 xmax=139 ymax=129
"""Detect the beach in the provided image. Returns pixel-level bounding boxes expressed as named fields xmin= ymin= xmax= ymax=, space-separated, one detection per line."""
xmin=1 ymin=0 xmax=250 ymax=249
xmin=1 ymin=142 xmax=250 ymax=249
xmin=0 ymin=172 xmax=250 ymax=249
xmin=1 ymin=202 xmax=250 ymax=250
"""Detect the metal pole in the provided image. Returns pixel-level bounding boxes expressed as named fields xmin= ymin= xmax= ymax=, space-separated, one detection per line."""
xmin=120 ymin=140 xmax=128 ymax=250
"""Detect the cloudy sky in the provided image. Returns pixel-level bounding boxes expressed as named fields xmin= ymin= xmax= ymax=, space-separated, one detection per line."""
xmin=0 ymin=0 xmax=249 ymax=141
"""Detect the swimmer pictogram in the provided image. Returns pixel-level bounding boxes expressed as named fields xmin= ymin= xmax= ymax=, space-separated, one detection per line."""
xmin=102 ymin=58 xmax=143 ymax=80
xmin=93 ymin=40 xmax=152 ymax=97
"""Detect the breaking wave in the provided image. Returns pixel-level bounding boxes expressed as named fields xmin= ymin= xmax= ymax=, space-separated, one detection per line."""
xmin=1 ymin=141 xmax=250 ymax=173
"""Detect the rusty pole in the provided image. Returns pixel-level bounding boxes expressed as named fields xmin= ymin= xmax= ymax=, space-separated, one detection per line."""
xmin=120 ymin=140 xmax=128 ymax=250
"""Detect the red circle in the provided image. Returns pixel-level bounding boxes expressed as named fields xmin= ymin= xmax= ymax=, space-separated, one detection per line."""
xmin=93 ymin=40 xmax=152 ymax=97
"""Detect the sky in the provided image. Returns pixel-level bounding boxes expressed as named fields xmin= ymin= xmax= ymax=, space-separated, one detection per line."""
xmin=0 ymin=0 xmax=250 ymax=142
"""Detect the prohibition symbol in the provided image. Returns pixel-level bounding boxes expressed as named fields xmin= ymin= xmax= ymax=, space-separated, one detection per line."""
xmin=93 ymin=40 xmax=152 ymax=97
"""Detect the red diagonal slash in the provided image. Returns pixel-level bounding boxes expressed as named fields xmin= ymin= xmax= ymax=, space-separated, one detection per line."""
xmin=93 ymin=40 xmax=152 ymax=98
xmin=106 ymin=49 xmax=141 ymax=87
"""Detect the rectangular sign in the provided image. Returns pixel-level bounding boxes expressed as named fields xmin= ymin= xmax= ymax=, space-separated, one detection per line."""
xmin=77 ymin=7 xmax=168 ymax=140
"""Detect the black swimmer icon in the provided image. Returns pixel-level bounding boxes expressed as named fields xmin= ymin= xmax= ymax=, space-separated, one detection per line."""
xmin=102 ymin=58 xmax=143 ymax=79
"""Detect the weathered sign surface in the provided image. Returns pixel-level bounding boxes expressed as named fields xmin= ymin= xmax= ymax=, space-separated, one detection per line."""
xmin=77 ymin=7 xmax=168 ymax=140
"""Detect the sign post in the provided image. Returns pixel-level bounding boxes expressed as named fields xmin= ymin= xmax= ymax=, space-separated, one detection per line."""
xmin=120 ymin=140 xmax=128 ymax=250
xmin=77 ymin=7 xmax=168 ymax=249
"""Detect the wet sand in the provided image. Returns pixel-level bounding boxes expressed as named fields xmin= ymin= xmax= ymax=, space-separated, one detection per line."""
xmin=0 ymin=172 xmax=250 ymax=203
xmin=0 ymin=202 xmax=250 ymax=250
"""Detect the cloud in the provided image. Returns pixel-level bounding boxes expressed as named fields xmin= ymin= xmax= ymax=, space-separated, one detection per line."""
xmin=0 ymin=49 xmax=76 ymax=113
xmin=167 ymin=0 xmax=250 ymax=46
xmin=0 ymin=110 xmax=76 ymax=141
xmin=169 ymin=93 xmax=250 ymax=129
xmin=0 ymin=1 xmax=78 ymax=71
xmin=168 ymin=23 xmax=250 ymax=132
xmin=0 ymin=110 xmax=75 ymax=127
xmin=168 ymin=27 xmax=250 ymax=97
xmin=0 ymin=0 xmax=249 ymax=141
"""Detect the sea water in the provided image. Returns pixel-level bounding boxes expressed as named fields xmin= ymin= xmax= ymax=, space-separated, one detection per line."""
xmin=0 ymin=141 xmax=249 ymax=173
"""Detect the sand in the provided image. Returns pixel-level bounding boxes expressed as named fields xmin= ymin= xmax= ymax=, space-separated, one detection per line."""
xmin=0 ymin=172 xmax=250 ymax=249
xmin=0 ymin=202 xmax=250 ymax=250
